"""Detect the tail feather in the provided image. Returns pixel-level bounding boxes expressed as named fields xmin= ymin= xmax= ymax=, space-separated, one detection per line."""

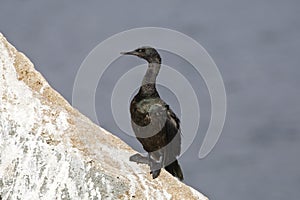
xmin=164 ymin=160 xmax=184 ymax=181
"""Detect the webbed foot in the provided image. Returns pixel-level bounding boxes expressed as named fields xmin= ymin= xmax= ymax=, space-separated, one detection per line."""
xmin=150 ymin=169 xmax=161 ymax=179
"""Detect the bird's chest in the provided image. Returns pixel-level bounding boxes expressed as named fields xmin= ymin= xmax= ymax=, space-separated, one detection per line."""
xmin=130 ymin=97 xmax=167 ymax=136
xmin=130 ymin=98 xmax=154 ymax=126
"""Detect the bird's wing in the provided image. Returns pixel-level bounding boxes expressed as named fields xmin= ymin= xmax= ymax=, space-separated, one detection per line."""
xmin=149 ymin=103 xmax=181 ymax=157
xmin=165 ymin=108 xmax=181 ymax=158
xmin=148 ymin=103 xmax=168 ymax=136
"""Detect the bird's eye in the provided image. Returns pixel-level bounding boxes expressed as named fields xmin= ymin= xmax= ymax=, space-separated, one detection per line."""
xmin=138 ymin=49 xmax=145 ymax=53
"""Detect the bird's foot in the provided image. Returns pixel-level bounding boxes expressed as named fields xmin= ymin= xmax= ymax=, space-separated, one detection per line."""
xmin=149 ymin=158 xmax=162 ymax=179
xmin=129 ymin=153 xmax=150 ymax=165
xmin=150 ymin=169 xmax=161 ymax=179
xmin=130 ymin=153 xmax=163 ymax=179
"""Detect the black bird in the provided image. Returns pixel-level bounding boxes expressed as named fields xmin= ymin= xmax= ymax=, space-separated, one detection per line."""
xmin=121 ymin=47 xmax=183 ymax=180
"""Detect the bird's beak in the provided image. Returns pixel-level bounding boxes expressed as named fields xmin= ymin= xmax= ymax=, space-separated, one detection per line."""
xmin=120 ymin=50 xmax=137 ymax=56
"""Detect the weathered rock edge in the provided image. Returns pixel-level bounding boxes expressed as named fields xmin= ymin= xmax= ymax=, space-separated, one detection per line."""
xmin=0 ymin=33 xmax=208 ymax=200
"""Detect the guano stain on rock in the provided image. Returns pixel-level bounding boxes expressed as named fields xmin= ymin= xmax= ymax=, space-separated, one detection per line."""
xmin=0 ymin=32 xmax=208 ymax=200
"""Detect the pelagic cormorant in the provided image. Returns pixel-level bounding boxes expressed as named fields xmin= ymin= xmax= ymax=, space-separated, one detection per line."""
xmin=121 ymin=47 xmax=183 ymax=180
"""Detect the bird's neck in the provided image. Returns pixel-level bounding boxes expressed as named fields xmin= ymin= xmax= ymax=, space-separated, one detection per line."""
xmin=140 ymin=62 xmax=161 ymax=96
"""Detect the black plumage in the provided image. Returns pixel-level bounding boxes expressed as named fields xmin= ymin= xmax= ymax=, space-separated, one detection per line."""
xmin=121 ymin=47 xmax=183 ymax=180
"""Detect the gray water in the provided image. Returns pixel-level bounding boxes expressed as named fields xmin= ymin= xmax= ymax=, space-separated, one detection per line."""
xmin=1 ymin=1 xmax=300 ymax=199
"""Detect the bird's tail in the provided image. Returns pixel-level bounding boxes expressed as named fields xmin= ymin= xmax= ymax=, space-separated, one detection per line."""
xmin=164 ymin=160 xmax=183 ymax=181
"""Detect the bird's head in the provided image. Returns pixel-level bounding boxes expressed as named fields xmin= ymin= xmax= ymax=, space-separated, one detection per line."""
xmin=121 ymin=46 xmax=161 ymax=64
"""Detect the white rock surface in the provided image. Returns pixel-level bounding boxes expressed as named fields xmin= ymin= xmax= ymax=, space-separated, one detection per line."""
xmin=0 ymin=33 xmax=208 ymax=200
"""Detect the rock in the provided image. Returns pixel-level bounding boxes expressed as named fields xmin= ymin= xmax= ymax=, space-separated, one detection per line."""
xmin=0 ymin=32 xmax=208 ymax=200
